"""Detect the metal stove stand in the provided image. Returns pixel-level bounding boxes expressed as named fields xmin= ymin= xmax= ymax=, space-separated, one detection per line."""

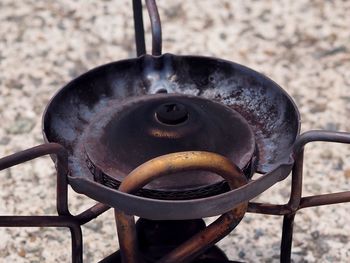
xmin=1 ymin=1 xmax=350 ymax=262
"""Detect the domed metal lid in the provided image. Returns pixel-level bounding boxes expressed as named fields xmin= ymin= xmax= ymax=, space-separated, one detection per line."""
xmin=83 ymin=94 xmax=256 ymax=194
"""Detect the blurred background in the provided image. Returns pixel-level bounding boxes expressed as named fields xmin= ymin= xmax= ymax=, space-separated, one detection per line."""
xmin=0 ymin=0 xmax=349 ymax=262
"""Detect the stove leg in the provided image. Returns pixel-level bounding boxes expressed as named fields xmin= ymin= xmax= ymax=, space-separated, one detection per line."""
xmin=115 ymin=209 xmax=140 ymax=263
xmin=70 ymin=224 xmax=83 ymax=263
xmin=280 ymin=212 xmax=296 ymax=263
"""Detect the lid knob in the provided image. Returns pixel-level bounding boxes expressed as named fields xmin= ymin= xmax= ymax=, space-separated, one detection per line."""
xmin=155 ymin=102 xmax=189 ymax=125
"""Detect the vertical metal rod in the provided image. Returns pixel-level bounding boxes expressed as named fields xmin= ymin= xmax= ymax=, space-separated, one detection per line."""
xmin=70 ymin=224 xmax=84 ymax=263
xmin=287 ymin=150 xmax=304 ymax=211
xmin=145 ymin=0 xmax=162 ymax=55
xmin=288 ymin=130 xmax=350 ymax=212
xmin=280 ymin=213 xmax=296 ymax=263
xmin=132 ymin=0 xmax=146 ymax=56
xmin=114 ymin=210 xmax=140 ymax=263
xmin=55 ymin=145 xmax=71 ymax=216
xmin=282 ymin=131 xmax=350 ymax=262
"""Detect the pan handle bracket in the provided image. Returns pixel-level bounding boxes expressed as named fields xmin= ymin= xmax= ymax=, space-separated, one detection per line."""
xmin=132 ymin=0 xmax=162 ymax=56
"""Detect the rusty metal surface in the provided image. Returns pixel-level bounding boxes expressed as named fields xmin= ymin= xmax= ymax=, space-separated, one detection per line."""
xmin=83 ymin=94 xmax=255 ymax=195
xmin=42 ymin=54 xmax=300 ymax=176
xmin=42 ymin=54 xmax=300 ymax=217
xmin=115 ymin=210 xmax=141 ymax=263
xmin=114 ymin=151 xmax=247 ymax=263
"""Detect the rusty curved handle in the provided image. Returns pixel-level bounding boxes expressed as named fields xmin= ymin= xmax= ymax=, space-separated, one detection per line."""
xmin=115 ymin=151 xmax=248 ymax=263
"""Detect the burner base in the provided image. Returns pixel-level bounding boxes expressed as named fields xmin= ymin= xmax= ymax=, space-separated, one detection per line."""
xmin=99 ymin=247 xmax=242 ymax=263
xmin=99 ymin=218 xmax=242 ymax=263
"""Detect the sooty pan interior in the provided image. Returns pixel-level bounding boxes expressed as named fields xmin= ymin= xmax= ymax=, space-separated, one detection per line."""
xmin=43 ymin=53 xmax=300 ymax=178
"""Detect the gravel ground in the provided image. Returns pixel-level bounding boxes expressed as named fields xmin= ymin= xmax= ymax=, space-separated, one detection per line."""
xmin=0 ymin=0 xmax=350 ymax=262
